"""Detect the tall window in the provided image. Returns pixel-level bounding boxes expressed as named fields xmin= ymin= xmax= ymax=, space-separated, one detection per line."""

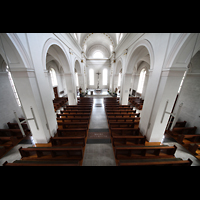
xmin=49 ymin=68 xmax=58 ymax=87
xmin=137 ymin=69 xmax=146 ymax=94
xmin=178 ymin=70 xmax=187 ymax=93
xmin=89 ymin=69 xmax=94 ymax=85
xmin=74 ymin=33 xmax=77 ymax=40
xmin=103 ymin=69 xmax=107 ymax=85
xmin=6 ymin=66 xmax=21 ymax=106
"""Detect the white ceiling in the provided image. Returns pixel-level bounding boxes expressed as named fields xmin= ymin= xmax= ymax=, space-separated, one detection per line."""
xmin=77 ymin=33 xmax=121 ymax=59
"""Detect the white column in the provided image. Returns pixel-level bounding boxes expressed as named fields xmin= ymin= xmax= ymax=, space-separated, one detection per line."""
xmin=64 ymin=73 xmax=77 ymax=105
xmin=121 ymin=73 xmax=132 ymax=105
xmin=141 ymin=69 xmax=185 ymax=142
xmin=11 ymin=68 xmax=53 ymax=143
xmin=45 ymin=70 xmax=54 ymax=100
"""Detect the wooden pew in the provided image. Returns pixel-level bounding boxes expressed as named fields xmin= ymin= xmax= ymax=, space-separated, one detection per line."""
xmin=64 ymin=107 xmax=92 ymax=111
xmin=109 ymin=121 xmax=139 ymax=129
xmin=61 ymin=110 xmax=91 ymax=114
xmin=3 ymin=160 xmax=80 ymax=166
xmin=19 ymin=146 xmax=83 ymax=160
xmin=57 ymin=128 xmax=88 ymax=137
xmin=0 ymin=129 xmax=25 ymax=139
xmin=107 ymin=117 xmax=140 ymax=123
xmin=177 ymin=134 xmax=200 ymax=144
xmin=106 ymin=113 xmax=140 ymax=118
xmin=65 ymin=105 xmax=92 ymax=109
xmin=51 ymin=136 xmax=86 ymax=147
xmin=169 ymin=126 xmax=197 ymax=136
xmin=114 ymin=145 xmax=177 ymax=160
xmin=7 ymin=122 xmax=30 ymax=134
xmin=106 ymin=110 xmax=136 ymax=114
xmin=57 ymin=122 xmax=89 ymax=129
xmin=104 ymin=105 xmax=130 ymax=108
xmin=57 ymin=113 xmax=91 ymax=119
xmin=57 ymin=117 xmax=90 ymax=123
xmin=110 ymin=128 xmax=140 ymax=137
xmin=112 ymin=135 xmax=146 ymax=147
xmin=188 ymin=143 xmax=200 ymax=155
xmin=118 ymin=158 xmax=192 ymax=166
xmin=0 ymin=136 xmax=18 ymax=146
xmin=105 ymin=107 xmax=133 ymax=111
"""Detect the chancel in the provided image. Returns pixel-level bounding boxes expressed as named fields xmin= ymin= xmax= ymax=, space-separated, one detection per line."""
xmin=1 ymin=33 xmax=200 ymax=166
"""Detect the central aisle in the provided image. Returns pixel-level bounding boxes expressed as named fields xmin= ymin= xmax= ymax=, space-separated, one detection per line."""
xmin=82 ymin=96 xmax=116 ymax=166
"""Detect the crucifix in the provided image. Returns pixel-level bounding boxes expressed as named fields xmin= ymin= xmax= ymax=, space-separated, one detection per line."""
xmin=96 ymin=71 xmax=101 ymax=89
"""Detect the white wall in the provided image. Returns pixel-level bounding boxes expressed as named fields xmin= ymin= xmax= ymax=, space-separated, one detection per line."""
xmin=175 ymin=51 xmax=200 ymax=133
xmin=0 ymin=72 xmax=23 ymax=128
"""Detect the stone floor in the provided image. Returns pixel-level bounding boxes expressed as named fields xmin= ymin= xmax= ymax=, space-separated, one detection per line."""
xmin=82 ymin=143 xmax=116 ymax=166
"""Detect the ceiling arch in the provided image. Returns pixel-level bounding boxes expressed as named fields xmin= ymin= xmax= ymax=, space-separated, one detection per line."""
xmin=81 ymin=33 xmax=115 ymax=58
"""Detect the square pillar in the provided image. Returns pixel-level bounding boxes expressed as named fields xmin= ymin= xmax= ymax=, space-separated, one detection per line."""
xmin=11 ymin=68 xmax=52 ymax=143
xmin=143 ymin=69 xmax=186 ymax=142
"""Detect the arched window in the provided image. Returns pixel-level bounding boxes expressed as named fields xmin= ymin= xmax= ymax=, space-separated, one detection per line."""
xmin=137 ymin=69 xmax=146 ymax=94
xmin=89 ymin=69 xmax=94 ymax=85
xmin=103 ymin=69 xmax=107 ymax=85
xmin=49 ymin=68 xmax=58 ymax=87
xmin=93 ymin=51 xmax=104 ymax=58
xmin=6 ymin=66 xmax=21 ymax=106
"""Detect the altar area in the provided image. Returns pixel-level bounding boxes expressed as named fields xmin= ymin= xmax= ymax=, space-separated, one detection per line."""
xmin=87 ymin=89 xmax=109 ymax=96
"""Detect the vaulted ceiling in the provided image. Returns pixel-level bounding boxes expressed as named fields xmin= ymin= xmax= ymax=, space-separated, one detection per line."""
xmin=76 ymin=33 xmax=125 ymax=59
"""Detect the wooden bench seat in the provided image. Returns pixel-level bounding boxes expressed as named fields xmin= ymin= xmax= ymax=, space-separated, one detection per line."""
xmin=106 ymin=110 xmax=136 ymax=114
xmin=19 ymin=146 xmax=83 ymax=160
xmin=0 ymin=129 xmax=25 ymax=139
xmin=107 ymin=117 xmax=140 ymax=123
xmin=112 ymin=135 xmax=146 ymax=146
xmin=57 ymin=117 xmax=90 ymax=123
xmin=114 ymin=145 xmax=177 ymax=159
xmin=106 ymin=113 xmax=140 ymax=118
xmin=57 ymin=113 xmax=91 ymax=119
xmin=3 ymin=160 xmax=80 ymax=166
xmin=105 ymin=108 xmax=133 ymax=111
xmin=109 ymin=121 xmax=139 ymax=129
xmin=64 ymin=107 xmax=92 ymax=111
xmin=57 ymin=122 xmax=89 ymax=129
xmin=177 ymin=134 xmax=200 ymax=144
xmin=57 ymin=128 xmax=88 ymax=137
xmin=51 ymin=136 xmax=86 ymax=147
xmin=110 ymin=128 xmax=140 ymax=137
xmin=0 ymin=136 xmax=18 ymax=146
xmin=188 ymin=143 xmax=200 ymax=155
xmin=118 ymin=158 xmax=192 ymax=166
xmin=62 ymin=110 xmax=91 ymax=114
xmin=168 ymin=126 xmax=197 ymax=136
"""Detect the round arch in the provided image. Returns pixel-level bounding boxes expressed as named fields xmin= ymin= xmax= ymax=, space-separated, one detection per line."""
xmin=125 ymin=39 xmax=154 ymax=74
xmin=74 ymin=59 xmax=81 ymax=74
xmin=42 ymin=38 xmax=71 ymax=74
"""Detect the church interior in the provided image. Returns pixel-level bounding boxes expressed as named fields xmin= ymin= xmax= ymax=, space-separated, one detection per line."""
xmin=1 ymin=33 xmax=200 ymax=166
